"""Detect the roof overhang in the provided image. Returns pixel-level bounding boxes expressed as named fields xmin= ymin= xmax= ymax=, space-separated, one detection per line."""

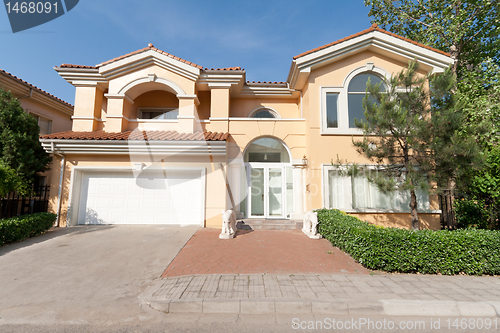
xmin=98 ymin=50 xmax=201 ymax=82
xmin=288 ymin=30 xmax=454 ymax=90
xmin=40 ymin=139 xmax=227 ymax=156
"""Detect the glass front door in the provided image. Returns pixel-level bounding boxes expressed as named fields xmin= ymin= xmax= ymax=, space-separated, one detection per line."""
xmin=248 ymin=164 xmax=287 ymax=218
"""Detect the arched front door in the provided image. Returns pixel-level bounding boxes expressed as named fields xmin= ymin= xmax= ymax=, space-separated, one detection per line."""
xmin=243 ymin=138 xmax=293 ymax=218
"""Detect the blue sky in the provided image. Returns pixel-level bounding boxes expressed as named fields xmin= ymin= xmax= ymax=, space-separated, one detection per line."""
xmin=0 ymin=1 xmax=372 ymax=105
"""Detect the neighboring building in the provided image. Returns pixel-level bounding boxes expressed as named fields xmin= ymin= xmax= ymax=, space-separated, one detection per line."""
xmin=41 ymin=24 xmax=453 ymax=229
xmin=0 ymin=68 xmax=73 ymax=187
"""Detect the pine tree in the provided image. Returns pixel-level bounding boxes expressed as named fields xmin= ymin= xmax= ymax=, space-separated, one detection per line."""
xmin=353 ymin=61 xmax=479 ymax=229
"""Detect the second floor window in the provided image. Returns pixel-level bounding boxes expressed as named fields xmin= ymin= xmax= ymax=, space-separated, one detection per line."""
xmin=347 ymin=73 xmax=386 ymax=128
xmin=139 ymin=108 xmax=179 ymax=120
xmin=31 ymin=114 xmax=52 ymax=135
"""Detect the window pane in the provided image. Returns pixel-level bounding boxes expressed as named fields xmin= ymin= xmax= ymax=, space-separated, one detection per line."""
xmin=328 ymin=170 xmax=344 ymax=209
xmin=252 ymin=110 xmax=275 ymax=118
xmin=244 ymin=138 xmax=290 ymax=163
xmin=38 ymin=118 xmax=51 ymax=135
xmin=326 ymin=93 xmax=338 ymax=128
xmin=348 ymin=94 xmax=365 ymax=128
xmin=348 ymin=73 xmax=386 ymax=92
xmin=141 ymin=109 xmax=178 ymax=119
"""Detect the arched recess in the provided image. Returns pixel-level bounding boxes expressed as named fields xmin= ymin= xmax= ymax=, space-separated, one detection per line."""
xmin=243 ymin=136 xmax=291 ymax=163
xmin=248 ymin=107 xmax=281 ymax=119
xmin=117 ymin=76 xmax=187 ymax=100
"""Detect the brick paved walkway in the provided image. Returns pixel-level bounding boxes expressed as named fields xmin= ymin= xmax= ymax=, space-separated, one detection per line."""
xmin=153 ymin=273 xmax=500 ymax=302
xmin=162 ymin=229 xmax=369 ymax=277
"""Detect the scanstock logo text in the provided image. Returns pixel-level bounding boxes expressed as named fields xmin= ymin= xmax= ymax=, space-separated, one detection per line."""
xmin=3 ymin=0 xmax=79 ymax=32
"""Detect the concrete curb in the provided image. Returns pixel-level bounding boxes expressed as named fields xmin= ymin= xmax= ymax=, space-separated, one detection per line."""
xmin=147 ymin=298 xmax=500 ymax=317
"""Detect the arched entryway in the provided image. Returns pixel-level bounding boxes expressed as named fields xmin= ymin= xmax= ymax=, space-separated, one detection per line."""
xmin=242 ymin=137 xmax=293 ymax=218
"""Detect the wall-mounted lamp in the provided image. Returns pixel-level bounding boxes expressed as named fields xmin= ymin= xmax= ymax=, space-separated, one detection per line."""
xmin=302 ymin=155 xmax=308 ymax=167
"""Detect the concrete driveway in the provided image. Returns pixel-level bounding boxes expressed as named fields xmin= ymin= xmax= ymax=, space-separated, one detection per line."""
xmin=0 ymin=225 xmax=198 ymax=325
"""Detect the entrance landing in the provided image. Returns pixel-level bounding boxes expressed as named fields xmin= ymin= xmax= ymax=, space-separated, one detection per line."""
xmin=161 ymin=228 xmax=369 ymax=277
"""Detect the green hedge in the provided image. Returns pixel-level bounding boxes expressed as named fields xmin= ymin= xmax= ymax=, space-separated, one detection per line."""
xmin=0 ymin=212 xmax=57 ymax=246
xmin=317 ymin=208 xmax=500 ymax=275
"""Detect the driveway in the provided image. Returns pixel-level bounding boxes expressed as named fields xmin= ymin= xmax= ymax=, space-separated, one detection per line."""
xmin=0 ymin=225 xmax=198 ymax=325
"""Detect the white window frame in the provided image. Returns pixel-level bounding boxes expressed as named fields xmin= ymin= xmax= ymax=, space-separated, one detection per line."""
xmin=320 ymin=63 xmax=391 ymax=135
xmin=322 ymin=164 xmax=439 ymax=213
xmin=138 ymin=107 xmax=179 ymax=122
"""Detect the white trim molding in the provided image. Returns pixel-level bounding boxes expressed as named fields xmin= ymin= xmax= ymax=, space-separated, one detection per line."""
xmin=40 ymin=139 xmax=227 ymax=156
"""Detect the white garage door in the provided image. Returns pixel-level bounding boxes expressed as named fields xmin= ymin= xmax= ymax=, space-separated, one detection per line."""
xmin=77 ymin=170 xmax=204 ymax=225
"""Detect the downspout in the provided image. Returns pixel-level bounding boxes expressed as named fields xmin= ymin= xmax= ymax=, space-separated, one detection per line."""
xmin=54 ymin=152 xmax=65 ymax=227
xmin=18 ymin=87 xmax=33 ymax=99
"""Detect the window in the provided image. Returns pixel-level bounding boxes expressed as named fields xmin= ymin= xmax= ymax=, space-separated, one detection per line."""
xmin=244 ymin=138 xmax=290 ymax=163
xmin=31 ymin=114 xmax=52 ymax=135
xmin=347 ymin=73 xmax=386 ymax=128
xmin=139 ymin=108 xmax=178 ymax=120
xmin=321 ymin=66 xmax=389 ymax=135
xmin=326 ymin=93 xmax=339 ymax=128
xmin=324 ymin=166 xmax=430 ymax=212
xmin=249 ymin=108 xmax=280 ymax=119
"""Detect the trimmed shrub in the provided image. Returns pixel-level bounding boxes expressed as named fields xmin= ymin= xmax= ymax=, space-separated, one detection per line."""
xmin=454 ymin=197 xmax=490 ymax=229
xmin=317 ymin=208 xmax=500 ymax=275
xmin=0 ymin=212 xmax=56 ymax=246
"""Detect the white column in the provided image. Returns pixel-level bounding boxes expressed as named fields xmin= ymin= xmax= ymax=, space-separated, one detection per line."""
xmin=290 ymin=166 xmax=304 ymax=220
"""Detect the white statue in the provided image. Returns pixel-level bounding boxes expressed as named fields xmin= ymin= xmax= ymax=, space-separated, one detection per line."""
xmin=302 ymin=211 xmax=322 ymax=239
xmin=219 ymin=209 xmax=236 ymax=239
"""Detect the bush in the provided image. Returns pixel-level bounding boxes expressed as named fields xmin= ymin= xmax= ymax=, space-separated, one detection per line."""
xmin=454 ymin=197 xmax=490 ymax=229
xmin=317 ymin=208 xmax=500 ymax=275
xmin=0 ymin=212 xmax=56 ymax=246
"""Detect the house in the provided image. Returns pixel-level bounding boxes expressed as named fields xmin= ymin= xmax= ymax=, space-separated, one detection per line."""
xmin=0 ymin=68 xmax=73 ymax=189
xmin=40 ymin=24 xmax=453 ymax=229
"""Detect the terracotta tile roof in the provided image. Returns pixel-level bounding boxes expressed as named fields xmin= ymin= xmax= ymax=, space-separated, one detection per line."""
xmin=246 ymin=81 xmax=287 ymax=85
xmin=96 ymin=43 xmax=203 ymax=69
xmin=59 ymin=64 xmax=97 ymax=69
xmin=203 ymin=67 xmax=243 ymax=71
xmin=40 ymin=130 xmax=229 ymax=141
xmin=294 ymin=24 xmax=451 ymax=60
xmin=0 ymin=69 xmax=74 ymax=108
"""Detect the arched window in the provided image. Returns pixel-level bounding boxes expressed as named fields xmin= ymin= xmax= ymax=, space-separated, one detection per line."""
xmin=244 ymin=138 xmax=290 ymax=163
xmin=249 ymin=107 xmax=280 ymax=119
xmin=347 ymin=73 xmax=386 ymax=128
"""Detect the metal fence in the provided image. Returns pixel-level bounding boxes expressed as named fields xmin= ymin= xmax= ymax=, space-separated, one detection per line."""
xmin=0 ymin=185 xmax=50 ymax=219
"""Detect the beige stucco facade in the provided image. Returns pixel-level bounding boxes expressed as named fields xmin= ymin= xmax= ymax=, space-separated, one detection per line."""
xmin=44 ymin=26 xmax=453 ymax=230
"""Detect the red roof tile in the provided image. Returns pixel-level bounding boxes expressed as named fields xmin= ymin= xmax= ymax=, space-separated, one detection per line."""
xmin=40 ymin=130 xmax=229 ymax=141
xmin=59 ymin=64 xmax=97 ymax=69
xmin=294 ymin=24 xmax=451 ymax=60
xmin=203 ymin=67 xmax=243 ymax=71
xmin=96 ymin=43 xmax=203 ymax=69
xmin=0 ymin=69 xmax=74 ymax=108
xmin=246 ymin=81 xmax=287 ymax=85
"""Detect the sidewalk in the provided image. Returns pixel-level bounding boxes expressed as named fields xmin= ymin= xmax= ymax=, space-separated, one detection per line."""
xmin=145 ymin=273 xmax=500 ymax=317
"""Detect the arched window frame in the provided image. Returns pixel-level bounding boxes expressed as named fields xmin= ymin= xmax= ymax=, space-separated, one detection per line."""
xmin=320 ymin=63 xmax=390 ymax=135
xmin=248 ymin=107 xmax=281 ymax=119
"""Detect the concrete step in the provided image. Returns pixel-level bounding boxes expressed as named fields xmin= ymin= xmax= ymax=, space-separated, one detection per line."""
xmin=236 ymin=219 xmax=302 ymax=230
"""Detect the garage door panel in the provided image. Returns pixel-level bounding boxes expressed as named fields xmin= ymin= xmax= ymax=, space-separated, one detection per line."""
xmin=78 ymin=170 xmax=203 ymax=225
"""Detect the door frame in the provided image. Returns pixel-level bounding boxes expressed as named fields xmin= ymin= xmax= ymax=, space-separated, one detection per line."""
xmin=245 ymin=162 xmax=291 ymax=219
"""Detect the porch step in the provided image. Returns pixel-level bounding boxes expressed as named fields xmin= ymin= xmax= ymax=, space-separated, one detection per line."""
xmin=236 ymin=219 xmax=303 ymax=230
